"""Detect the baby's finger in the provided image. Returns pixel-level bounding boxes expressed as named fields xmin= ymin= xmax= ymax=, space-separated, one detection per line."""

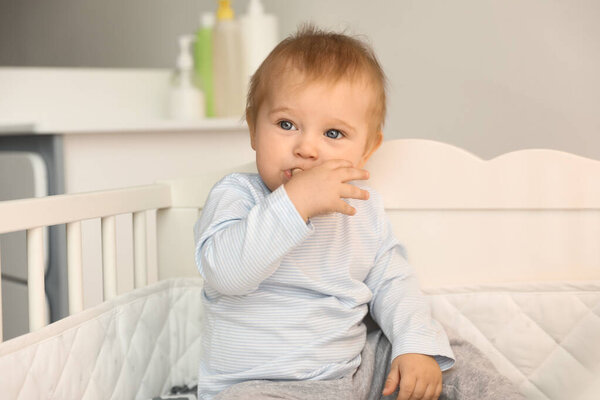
xmin=397 ymin=375 xmax=416 ymax=400
xmin=323 ymin=159 xmax=353 ymax=170
xmin=382 ymin=369 xmax=399 ymax=396
xmin=421 ymin=382 xmax=438 ymax=400
xmin=338 ymin=167 xmax=370 ymax=183
xmin=340 ymin=184 xmax=369 ymax=201
xmin=407 ymin=379 xmax=427 ymax=400
xmin=334 ymin=200 xmax=356 ymax=216
xmin=434 ymin=382 xmax=442 ymax=399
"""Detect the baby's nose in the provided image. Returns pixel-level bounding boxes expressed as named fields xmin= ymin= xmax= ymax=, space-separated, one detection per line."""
xmin=294 ymin=135 xmax=319 ymax=159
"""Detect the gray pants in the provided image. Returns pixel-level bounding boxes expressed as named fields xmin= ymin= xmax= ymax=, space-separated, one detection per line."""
xmin=212 ymin=329 xmax=524 ymax=400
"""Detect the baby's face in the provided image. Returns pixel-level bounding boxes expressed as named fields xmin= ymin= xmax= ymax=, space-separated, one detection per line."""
xmin=250 ymin=74 xmax=380 ymax=192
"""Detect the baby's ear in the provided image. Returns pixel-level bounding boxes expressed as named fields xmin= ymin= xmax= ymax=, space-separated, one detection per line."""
xmin=246 ymin=116 xmax=257 ymax=150
xmin=360 ymin=131 xmax=383 ymax=166
xmin=249 ymin=130 xmax=256 ymax=150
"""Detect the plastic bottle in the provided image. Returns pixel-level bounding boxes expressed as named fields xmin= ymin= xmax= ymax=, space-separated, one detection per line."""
xmin=194 ymin=12 xmax=216 ymax=117
xmin=168 ymin=35 xmax=205 ymax=120
xmin=212 ymin=0 xmax=246 ymax=118
xmin=240 ymin=0 xmax=279 ymax=89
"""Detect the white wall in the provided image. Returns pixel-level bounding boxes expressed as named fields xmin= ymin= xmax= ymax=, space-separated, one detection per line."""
xmin=0 ymin=0 xmax=208 ymax=68
xmin=1 ymin=0 xmax=599 ymax=160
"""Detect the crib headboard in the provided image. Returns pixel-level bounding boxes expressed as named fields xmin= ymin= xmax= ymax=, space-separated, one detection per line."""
xmin=157 ymin=138 xmax=600 ymax=289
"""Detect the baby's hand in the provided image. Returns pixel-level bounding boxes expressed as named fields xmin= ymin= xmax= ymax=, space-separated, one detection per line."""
xmin=382 ymin=354 xmax=442 ymax=400
xmin=284 ymin=159 xmax=370 ymax=222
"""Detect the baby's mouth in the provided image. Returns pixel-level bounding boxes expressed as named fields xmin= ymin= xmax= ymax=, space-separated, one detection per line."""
xmin=285 ymin=168 xmax=304 ymax=179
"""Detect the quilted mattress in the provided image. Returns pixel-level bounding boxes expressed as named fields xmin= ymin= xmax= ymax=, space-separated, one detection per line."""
xmin=0 ymin=278 xmax=598 ymax=400
xmin=428 ymin=282 xmax=600 ymax=400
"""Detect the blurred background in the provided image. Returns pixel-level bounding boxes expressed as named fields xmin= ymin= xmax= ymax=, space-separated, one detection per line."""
xmin=1 ymin=0 xmax=599 ymax=159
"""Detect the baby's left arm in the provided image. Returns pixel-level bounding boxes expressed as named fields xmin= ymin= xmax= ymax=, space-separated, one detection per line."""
xmin=364 ymin=215 xmax=455 ymax=383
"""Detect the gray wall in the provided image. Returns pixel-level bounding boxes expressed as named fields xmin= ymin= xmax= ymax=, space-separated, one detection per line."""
xmin=1 ymin=0 xmax=599 ymax=160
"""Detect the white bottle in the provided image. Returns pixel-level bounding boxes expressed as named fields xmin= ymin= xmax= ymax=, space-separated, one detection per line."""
xmin=240 ymin=0 xmax=279 ymax=87
xmin=213 ymin=0 xmax=246 ymax=118
xmin=169 ymin=35 xmax=206 ymax=120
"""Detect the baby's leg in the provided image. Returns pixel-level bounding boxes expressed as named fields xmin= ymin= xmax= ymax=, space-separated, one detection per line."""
xmin=213 ymin=331 xmax=385 ymax=400
xmin=439 ymin=328 xmax=525 ymax=400
xmin=213 ymin=375 xmax=354 ymax=400
xmin=351 ymin=330 xmax=394 ymax=400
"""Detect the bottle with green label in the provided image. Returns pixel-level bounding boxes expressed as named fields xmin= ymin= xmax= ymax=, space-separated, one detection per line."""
xmin=195 ymin=12 xmax=216 ymax=117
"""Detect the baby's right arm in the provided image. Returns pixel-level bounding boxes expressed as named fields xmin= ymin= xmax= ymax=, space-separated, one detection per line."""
xmin=194 ymin=174 xmax=313 ymax=296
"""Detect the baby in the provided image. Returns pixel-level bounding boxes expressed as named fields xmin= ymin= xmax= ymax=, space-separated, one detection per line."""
xmin=194 ymin=25 xmax=455 ymax=400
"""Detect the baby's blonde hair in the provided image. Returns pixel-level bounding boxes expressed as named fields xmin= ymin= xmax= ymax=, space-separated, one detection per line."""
xmin=245 ymin=24 xmax=388 ymax=152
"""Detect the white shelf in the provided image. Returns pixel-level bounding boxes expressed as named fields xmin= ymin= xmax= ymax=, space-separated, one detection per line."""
xmin=37 ymin=117 xmax=247 ymax=134
xmin=0 ymin=118 xmax=248 ymax=135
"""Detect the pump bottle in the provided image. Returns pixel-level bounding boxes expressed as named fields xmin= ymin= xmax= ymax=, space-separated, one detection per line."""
xmin=168 ymin=35 xmax=205 ymax=120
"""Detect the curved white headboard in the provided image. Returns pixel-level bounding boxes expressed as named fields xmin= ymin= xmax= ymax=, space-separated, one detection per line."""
xmin=364 ymin=139 xmax=600 ymax=288
xmin=158 ymin=139 xmax=600 ymax=288
xmin=366 ymin=139 xmax=600 ymax=209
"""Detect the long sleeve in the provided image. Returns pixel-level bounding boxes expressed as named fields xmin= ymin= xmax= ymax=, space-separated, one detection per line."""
xmin=364 ymin=214 xmax=455 ymax=371
xmin=194 ymin=174 xmax=314 ymax=296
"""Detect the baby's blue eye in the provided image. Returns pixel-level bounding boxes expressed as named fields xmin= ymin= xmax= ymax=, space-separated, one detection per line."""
xmin=325 ymin=129 xmax=343 ymax=139
xmin=279 ymin=120 xmax=296 ymax=130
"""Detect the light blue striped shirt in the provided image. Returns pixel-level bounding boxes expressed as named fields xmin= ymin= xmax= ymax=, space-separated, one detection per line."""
xmin=194 ymin=173 xmax=454 ymax=399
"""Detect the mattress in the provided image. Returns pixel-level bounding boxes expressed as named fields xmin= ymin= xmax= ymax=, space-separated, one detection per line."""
xmin=428 ymin=282 xmax=600 ymax=400
xmin=0 ymin=278 xmax=598 ymax=400
xmin=0 ymin=278 xmax=205 ymax=400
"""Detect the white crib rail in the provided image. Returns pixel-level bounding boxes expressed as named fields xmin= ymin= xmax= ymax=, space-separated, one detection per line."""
xmin=0 ymin=184 xmax=172 ymax=336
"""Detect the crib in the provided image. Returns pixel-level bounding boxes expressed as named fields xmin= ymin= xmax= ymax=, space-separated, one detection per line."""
xmin=0 ymin=139 xmax=598 ymax=400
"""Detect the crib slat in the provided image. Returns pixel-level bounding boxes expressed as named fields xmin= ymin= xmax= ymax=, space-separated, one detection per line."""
xmin=133 ymin=211 xmax=147 ymax=288
xmin=67 ymin=221 xmax=84 ymax=314
xmin=101 ymin=216 xmax=117 ymax=300
xmin=27 ymin=227 xmax=46 ymax=332
xmin=0 ymin=245 xmax=3 ymax=342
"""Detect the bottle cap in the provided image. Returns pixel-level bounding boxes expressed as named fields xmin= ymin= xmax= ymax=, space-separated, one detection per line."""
xmin=247 ymin=0 xmax=265 ymax=15
xmin=217 ymin=0 xmax=234 ymax=20
xmin=201 ymin=12 xmax=216 ymax=28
